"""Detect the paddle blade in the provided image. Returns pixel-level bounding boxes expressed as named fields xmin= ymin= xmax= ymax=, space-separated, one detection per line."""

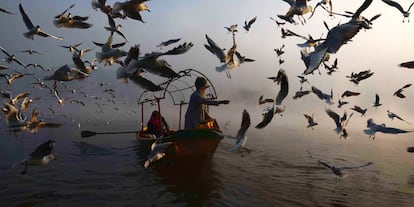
xmin=407 ymin=147 xmax=414 ymax=153
xmin=81 ymin=130 xmax=97 ymax=138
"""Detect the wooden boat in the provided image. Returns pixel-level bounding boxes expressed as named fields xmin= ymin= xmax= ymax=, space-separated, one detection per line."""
xmin=136 ymin=119 xmax=223 ymax=161
xmin=135 ymin=69 xmax=225 ymax=164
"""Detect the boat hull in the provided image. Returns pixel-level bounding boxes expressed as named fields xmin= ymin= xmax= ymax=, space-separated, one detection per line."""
xmin=136 ymin=129 xmax=223 ymax=161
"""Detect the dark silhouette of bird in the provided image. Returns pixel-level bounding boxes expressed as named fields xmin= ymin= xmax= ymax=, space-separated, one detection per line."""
xmin=382 ymin=0 xmax=414 ymax=22
xmin=243 ymin=16 xmax=257 ymax=32
xmin=317 ymin=160 xmax=373 ymax=177
xmin=393 ymin=83 xmax=412 ymax=98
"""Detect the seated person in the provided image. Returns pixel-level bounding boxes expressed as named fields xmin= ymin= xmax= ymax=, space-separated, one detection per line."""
xmin=147 ymin=111 xmax=170 ymax=138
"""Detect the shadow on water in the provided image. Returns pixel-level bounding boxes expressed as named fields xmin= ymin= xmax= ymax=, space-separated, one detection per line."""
xmin=134 ymin=141 xmax=224 ymax=207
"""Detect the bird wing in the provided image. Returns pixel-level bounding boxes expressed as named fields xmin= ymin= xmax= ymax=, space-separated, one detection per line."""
xmin=205 ymin=34 xmax=226 ymax=62
xmin=0 ymin=46 xmax=12 ymax=57
xmin=161 ymin=42 xmax=193 ymax=56
xmin=54 ymin=4 xmax=75 ymax=18
xmin=304 ymin=114 xmax=312 ymax=122
xmin=0 ymin=7 xmax=15 ymax=14
xmin=399 ymin=61 xmax=414 ymax=68
xmin=402 ymin=83 xmax=412 ymax=89
xmin=107 ymin=14 xmax=116 ymax=28
xmin=92 ymin=41 xmax=105 ymax=47
xmin=157 ymin=38 xmax=181 ymax=47
xmin=340 ymin=161 xmax=373 ymax=170
xmin=247 ymin=16 xmax=257 ymax=27
xmin=281 ymin=0 xmax=295 ymax=6
xmin=111 ymin=42 xmax=126 ymax=48
xmin=325 ymin=108 xmax=341 ymax=128
xmin=353 ymin=0 xmax=373 ymax=19
xmin=38 ymin=31 xmax=64 ymax=40
xmin=19 ymin=4 xmax=35 ymax=30
xmin=317 ymin=160 xmax=333 ymax=170
xmin=129 ymin=75 xmax=163 ymax=92
xmin=382 ymin=0 xmax=405 ymax=13
xmin=311 ymin=86 xmax=325 ymax=100
xmin=275 ymin=71 xmax=289 ymax=105
xmin=375 ymin=94 xmax=380 ymax=104
xmin=255 ymin=107 xmax=275 ymax=129
xmin=30 ymin=140 xmax=56 ymax=159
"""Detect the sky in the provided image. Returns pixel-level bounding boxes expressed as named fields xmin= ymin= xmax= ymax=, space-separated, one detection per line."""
xmin=1 ymin=0 xmax=414 ymax=135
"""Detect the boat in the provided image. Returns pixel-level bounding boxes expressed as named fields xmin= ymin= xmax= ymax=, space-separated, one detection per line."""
xmin=135 ymin=69 xmax=224 ymax=163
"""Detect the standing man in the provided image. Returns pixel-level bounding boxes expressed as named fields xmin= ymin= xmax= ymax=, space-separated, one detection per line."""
xmin=184 ymin=77 xmax=230 ymax=129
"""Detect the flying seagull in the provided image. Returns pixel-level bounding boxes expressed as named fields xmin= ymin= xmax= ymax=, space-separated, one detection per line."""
xmin=382 ymin=0 xmax=414 ymax=22
xmin=393 ymin=83 xmax=412 ymax=98
xmin=317 ymin=160 xmax=373 ymax=177
xmin=13 ymin=140 xmax=56 ymax=174
xmin=243 ymin=16 xmax=257 ymax=32
xmin=19 ymin=4 xmax=63 ymax=40
xmin=256 ymin=106 xmax=275 ymax=129
xmin=229 ymin=110 xmax=251 ymax=153
xmin=304 ymin=113 xmax=318 ymax=129
xmin=364 ymin=118 xmax=413 ymax=139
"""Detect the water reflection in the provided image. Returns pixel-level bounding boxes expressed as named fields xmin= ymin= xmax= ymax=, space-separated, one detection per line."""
xmin=134 ymin=141 xmax=223 ymax=206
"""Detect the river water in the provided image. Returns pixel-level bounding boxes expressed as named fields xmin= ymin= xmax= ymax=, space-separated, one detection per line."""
xmin=1 ymin=119 xmax=414 ymax=207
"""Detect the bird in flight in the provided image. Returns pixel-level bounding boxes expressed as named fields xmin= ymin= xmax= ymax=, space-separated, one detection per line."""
xmin=19 ymin=4 xmax=63 ymax=40
xmin=317 ymin=160 xmax=373 ymax=177
xmin=13 ymin=140 xmax=56 ymax=174
xmin=381 ymin=0 xmax=414 ymax=22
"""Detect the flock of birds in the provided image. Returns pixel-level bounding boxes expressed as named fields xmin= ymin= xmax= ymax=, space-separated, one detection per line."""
xmin=1 ymin=0 xmax=414 ymax=176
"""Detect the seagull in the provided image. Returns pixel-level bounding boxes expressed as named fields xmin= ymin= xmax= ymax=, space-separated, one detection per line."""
xmin=297 ymin=75 xmax=309 ymax=85
xmin=325 ymin=108 xmax=343 ymax=133
xmin=243 ymin=16 xmax=257 ymax=32
xmin=324 ymin=58 xmax=338 ymax=75
xmin=364 ymin=118 xmax=413 ymax=139
xmin=304 ymin=113 xmax=318 ymax=129
xmin=317 ymin=160 xmax=373 ymax=177
xmin=0 ymin=46 xmax=26 ymax=67
xmin=274 ymin=44 xmax=285 ymax=57
xmin=393 ymin=83 xmax=412 ymax=98
xmin=256 ymin=106 xmax=275 ymax=129
xmin=351 ymin=105 xmax=367 ymax=117
xmin=2 ymin=102 xmax=27 ymax=131
xmin=131 ymin=42 xmax=193 ymax=78
xmin=60 ymin=42 xmax=83 ymax=53
xmin=18 ymin=49 xmax=42 ymax=55
xmin=274 ymin=69 xmax=289 ymax=105
xmin=144 ymin=137 xmax=173 ymax=168
xmin=2 ymin=72 xmax=32 ymax=85
xmin=44 ymin=64 xmax=89 ymax=81
xmin=92 ymin=0 xmax=116 ymax=16
xmin=309 ymin=0 xmax=333 ymax=19
xmin=105 ymin=14 xmax=127 ymax=41
xmin=12 ymin=140 xmax=56 ymax=174
xmin=225 ymin=24 xmax=238 ymax=33
xmin=292 ymin=88 xmax=311 ymax=100
xmin=229 ymin=110 xmax=251 ymax=153
xmin=387 ymin=110 xmax=411 ymax=124
xmin=302 ymin=0 xmax=376 ymax=75
xmin=381 ymin=0 xmax=414 ymax=22
xmin=337 ymin=99 xmax=349 ymax=108
xmin=26 ymin=108 xmax=63 ymax=134
xmin=95 ymin=34 xmax=127 ymax=66
xmin=341 ymin=90 xmax=360 ymax=98
xmin=311 ymin=86 xmax=333 ymax=104
xmin=156 ymin=38 xmax=181 ymax=49
xmin=19 ymin=4 xmax=63 ymax=40
xmin=346 ymin=69 xmax=374 ymax=85
xmin=113 ymin=0 xmax=151 ymax=23
xmin=373 ymin=93 xmax=382 ymax=108
xmin=278 ymin=0 xmax=313 ymax=25
xmin=259 ymin=95 xmax=274 ymax=105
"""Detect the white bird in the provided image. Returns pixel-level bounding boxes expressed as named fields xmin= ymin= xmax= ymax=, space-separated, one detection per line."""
xmin=19 ymin=4 xmax=63 ymax=40
xmin=364 ymin=118 xmax=413 ymax=139
xmin=13 ymin=140 xmax=56 ymax=174
xmin=144 ymin=137 xmax=172 ymax=168
xmin=229 ymin=110 xmax=251 ymax=152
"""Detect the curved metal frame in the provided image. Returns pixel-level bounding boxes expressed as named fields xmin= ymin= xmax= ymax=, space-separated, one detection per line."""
xmin=137 ymin=68 xmax=219 ymax=130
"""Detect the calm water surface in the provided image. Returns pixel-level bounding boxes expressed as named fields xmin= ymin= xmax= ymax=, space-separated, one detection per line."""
xmin=1 ymin=121 xmax=414 ymax=207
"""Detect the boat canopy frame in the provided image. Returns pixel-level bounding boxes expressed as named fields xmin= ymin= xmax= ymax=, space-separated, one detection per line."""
xmin=137 ymin=68 xmax=218 ymax=130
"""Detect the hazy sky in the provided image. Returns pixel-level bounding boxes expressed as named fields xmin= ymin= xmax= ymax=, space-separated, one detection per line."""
xmin=1 ymin=0 xmax=414 ymax=134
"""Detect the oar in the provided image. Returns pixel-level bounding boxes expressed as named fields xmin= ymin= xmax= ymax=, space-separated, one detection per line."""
xmin=81 ymin=130 xmax=139 ymax=138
